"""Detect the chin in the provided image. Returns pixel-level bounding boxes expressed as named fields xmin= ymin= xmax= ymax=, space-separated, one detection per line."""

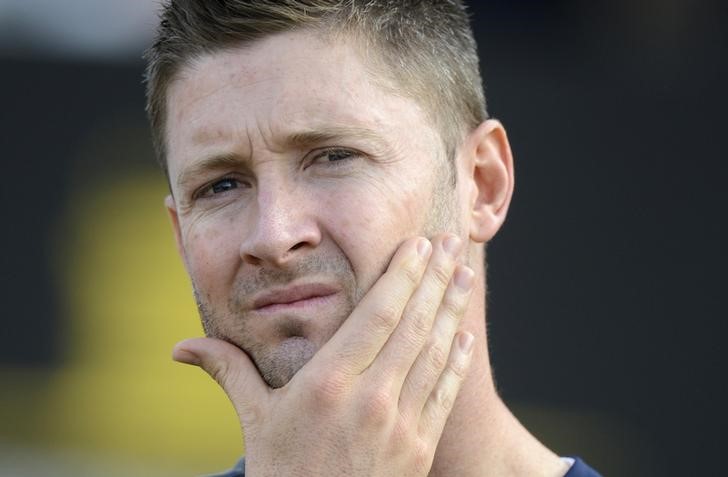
xmin=256 ymin=336 xmax=318 ymax=389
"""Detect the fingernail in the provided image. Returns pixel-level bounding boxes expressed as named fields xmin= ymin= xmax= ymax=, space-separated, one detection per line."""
xmin=417 ymin=238 xmax=432 ymax=258
xmin=458 ymin=332 xmax=474 ymax=353
xmin=454 ymin=266 xmax=474 ymax=291
xmin=173 ymin=348 xmax=201 ymax=366
xmin=443 ymin=235 xmax=462 ymax=257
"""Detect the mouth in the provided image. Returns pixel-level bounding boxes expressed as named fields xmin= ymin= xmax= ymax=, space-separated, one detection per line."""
xmin=252 ymin=283 xmax=339 ymax=313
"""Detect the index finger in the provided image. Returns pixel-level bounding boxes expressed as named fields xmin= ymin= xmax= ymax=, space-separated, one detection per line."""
xmin=312 ymin=237 xmax=431 ymax=377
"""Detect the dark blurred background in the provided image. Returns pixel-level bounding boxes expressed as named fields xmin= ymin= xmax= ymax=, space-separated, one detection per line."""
xmin=1 ymin=0 xmax=725 ymax=475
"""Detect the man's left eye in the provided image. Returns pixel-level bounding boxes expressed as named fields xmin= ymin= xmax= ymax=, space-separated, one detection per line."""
xmin=324 ymin=149 xmax=354 ymax=161
xmin=312 ymin=148 xmax=357 ymax=165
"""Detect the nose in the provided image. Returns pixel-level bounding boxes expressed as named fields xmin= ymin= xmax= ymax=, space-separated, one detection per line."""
xmin=239 ymin=181 xmax=322 ymax=267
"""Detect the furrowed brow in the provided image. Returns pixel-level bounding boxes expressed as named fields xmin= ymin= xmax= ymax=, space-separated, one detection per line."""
xmin=286 ymin=126 xmax=387 ymax=149
xmin=176 ymin=153 xmax=243 ymax=191
xmin=176 ymin=127 xmax=388 ymax=190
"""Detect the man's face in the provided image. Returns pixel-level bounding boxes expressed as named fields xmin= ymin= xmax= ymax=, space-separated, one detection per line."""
xmin=165 ymin=30 xmax=462 ymax=388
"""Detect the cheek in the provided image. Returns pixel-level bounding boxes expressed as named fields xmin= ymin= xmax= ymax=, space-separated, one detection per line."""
xmin=181 ymin=218 xmax=239 ymax=295
xmin=324 ymin=179 xmax=426 ymax=288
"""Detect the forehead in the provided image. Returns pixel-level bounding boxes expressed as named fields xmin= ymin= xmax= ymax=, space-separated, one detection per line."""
xmin=164 ymin=30 xmax=440 ymax=179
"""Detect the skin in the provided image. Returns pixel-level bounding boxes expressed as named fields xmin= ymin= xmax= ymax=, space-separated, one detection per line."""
xmin=165 ymin=30 xmax=570 ymax=476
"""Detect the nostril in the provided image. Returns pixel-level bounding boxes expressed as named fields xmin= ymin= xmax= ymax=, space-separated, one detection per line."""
xmin=242 ymin=254 xmax=262 ymax=266
xmin=239 ymin=222 xmax=321 ymax=265
xmin=290 ymin=242 xmax=306 ymax=251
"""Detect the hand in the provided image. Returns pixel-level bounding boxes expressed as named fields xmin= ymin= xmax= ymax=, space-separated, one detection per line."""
xmin=173 ymin=234 xmax=475 ymax=476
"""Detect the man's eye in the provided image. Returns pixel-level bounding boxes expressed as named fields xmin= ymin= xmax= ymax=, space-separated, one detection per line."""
xmin=311 ymin=148 xmax=357 ymax=165
xmin=324 ymin=149 xmax=354 ymax=161
xmin=197 ymin=177 xmax=242 ymax=198
xmin=211 ymin=178 xmax=238 ymax=193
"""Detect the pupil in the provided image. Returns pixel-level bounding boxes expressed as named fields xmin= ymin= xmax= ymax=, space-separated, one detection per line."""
xmin=330 ymin=150 xmax=350 ymax=161
xmin=213 ymin=179 xmax=235 ymax=193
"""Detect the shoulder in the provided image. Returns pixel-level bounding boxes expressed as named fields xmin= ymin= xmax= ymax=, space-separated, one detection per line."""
xmin=563 ymin=457 xmax=602 ymax=477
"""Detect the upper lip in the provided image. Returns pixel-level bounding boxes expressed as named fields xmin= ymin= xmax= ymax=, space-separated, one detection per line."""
xmin=252 ymin=283 xmax=339 ymax=310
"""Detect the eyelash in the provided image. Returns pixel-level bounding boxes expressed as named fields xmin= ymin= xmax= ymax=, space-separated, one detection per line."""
xmin=307 ymin=147 xmax=359 ymax=167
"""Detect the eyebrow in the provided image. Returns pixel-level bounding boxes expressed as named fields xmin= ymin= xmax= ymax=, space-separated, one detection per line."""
xmin=286 ymin=126 xmax=388 ymax=149
xmin=176 ymin=125 xmax=390 ymax=190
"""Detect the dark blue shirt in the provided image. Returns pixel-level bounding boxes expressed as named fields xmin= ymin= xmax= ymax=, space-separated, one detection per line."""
xmin=209 ymin=456 xmax=602 ymax=476
xmin=565 ymin=457 xmax=603 ymax=477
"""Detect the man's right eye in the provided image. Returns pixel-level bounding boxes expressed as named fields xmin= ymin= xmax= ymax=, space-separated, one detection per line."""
xmin=211 ymin=178 xmax=238 ymax=194
xmin=197 ymin=177 xmax=244 ymax=199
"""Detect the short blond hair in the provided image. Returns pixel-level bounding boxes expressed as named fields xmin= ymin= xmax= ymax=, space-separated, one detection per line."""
xmin=144 ymin=0 xmax=488 ymax=179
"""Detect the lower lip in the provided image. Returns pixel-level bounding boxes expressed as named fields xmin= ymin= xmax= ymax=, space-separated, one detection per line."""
xmin=255 ymin=293 xmax=337 ymax=314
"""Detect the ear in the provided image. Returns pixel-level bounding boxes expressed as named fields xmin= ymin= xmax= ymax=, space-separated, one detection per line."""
xmin=165 ymin=194 xmax=187 ymax=262
xmin=464 ymin=119 xmax=515 ymax=243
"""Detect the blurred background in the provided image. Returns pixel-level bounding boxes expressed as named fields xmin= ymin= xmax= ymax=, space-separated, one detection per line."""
xmin=0 ymin=0 xmax=725 ymax=475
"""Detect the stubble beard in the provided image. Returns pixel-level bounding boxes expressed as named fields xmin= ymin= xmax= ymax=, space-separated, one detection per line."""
xmin=194 ymin=251 xmax=360 ymax=389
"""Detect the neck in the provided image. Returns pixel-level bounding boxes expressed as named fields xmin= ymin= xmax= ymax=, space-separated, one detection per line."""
xmin=428 ymin=254 xmax=569 ymax=477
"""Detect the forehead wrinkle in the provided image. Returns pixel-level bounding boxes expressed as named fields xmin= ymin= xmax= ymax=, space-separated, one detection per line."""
xmin=170 ymin=58 xmax=284 ymax=147
xmin=184 ymin=91 xmax=274 ymax=150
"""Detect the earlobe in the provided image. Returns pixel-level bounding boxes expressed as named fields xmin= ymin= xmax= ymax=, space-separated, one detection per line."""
xmin=165 ymin=194 xmax=186 ymax=261
xmin=467 ymin=119 xmax=515 ymax=243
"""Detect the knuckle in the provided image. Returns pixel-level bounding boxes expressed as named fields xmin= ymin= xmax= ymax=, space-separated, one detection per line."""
xmin=406 ymin=305 xmax=432 ymax=339
xmin=441 ymin=292 xmax=465 ymax=320
xmin=431 ymin=265 xmax=452 ymax=288
xmin=426 ymin=340 xmax=448 ymax=371
xmin=361 ymin=387 xmax=394 ymax=425
xmin=434 ymin=386 xmax=454 ymax=412
xmin=370 ymin=303 xmax=399 ymax=333
xmin=206 ymin=359 xmax=231 ymax=388
xmin=309 ymin=370 xmax=348 ymax=408
xmin=448 ymin=354 xmax=469 ymax=380
xmin=402 ymin=260 xmax=423 ymax=288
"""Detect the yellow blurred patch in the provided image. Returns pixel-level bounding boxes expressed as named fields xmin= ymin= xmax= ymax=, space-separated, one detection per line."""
xmin=1 ymin=171 xmax=243 ymax=474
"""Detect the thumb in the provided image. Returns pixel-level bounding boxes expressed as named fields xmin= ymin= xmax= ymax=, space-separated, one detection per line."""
xmin=173 ymin=337 xmax=269 ymax=423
